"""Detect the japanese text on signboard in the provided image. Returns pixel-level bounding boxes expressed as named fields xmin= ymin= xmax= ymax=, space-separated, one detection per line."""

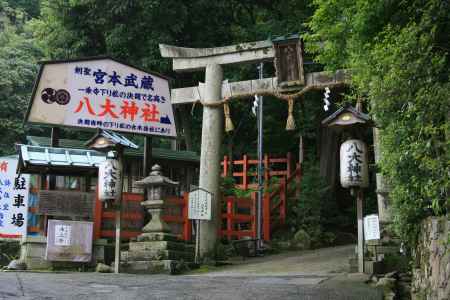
xmin=98 ymin=158 xmax=122 ymax=201
xmin=0 ymin=158 xmax=29 ymax=238
xmin=340 ymin=140 xmax=369 ymax=188
xmin=27 ymin=59 xmax=176 ymax=137
xmin=188 ymin=189 xmax=212 ymax=220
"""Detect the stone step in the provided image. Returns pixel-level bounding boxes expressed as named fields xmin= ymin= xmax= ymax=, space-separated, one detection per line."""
xmin=120 ymin=260 xmax=177 ymax=274
xmin=136 ymin=232 xmax=179 ymax=242
xmin=122 ymin=249 xmax=194 ymax=261
xmin=129 ymin=240 xmax=193 ymax=252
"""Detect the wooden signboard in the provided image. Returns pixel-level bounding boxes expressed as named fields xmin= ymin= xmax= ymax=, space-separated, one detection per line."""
xmin=45 ymin=220 xmax=93 ymax=262
xmin=273 ymin=37 xmax=305 ymax=87
xmin=38 ymin=191 xmax=94 ymax=219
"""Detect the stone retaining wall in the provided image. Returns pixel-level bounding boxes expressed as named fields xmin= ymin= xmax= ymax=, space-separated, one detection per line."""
xmin=412 ymin=215 xmax=449 ymax=300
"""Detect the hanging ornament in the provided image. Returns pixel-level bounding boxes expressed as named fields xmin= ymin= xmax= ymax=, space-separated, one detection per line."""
xmin=285 ymin=97 xmax=296 ymax=131
xmin=323 ymin=87 xmax=331 ymax=111
xmin=252 ymin=94 xmax=258 ymax=116
xmin=223 ymin=102 xmax=234 ymax=132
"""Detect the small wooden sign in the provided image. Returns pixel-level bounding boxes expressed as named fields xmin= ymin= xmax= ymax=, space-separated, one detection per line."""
xmin=46 ymin=220 xmax=93 ymax=262
xmin=364 ymin=214 xmax=380 ymax=241
xmin=188 ymin=188 xmax=212 ymax=220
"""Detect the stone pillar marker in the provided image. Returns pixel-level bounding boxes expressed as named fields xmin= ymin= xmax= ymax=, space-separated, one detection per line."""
xmin=198 ymin=64 xmax=223 ymax=255
xmin=121 ymin=165 xmax=194 ymax=274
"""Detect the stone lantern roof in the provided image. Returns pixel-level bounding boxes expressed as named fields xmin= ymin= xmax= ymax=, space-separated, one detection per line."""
xmin=135 ymin=164 xmax=178 ymax=187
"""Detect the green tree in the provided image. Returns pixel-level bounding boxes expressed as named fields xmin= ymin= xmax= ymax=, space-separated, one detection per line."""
xmin=0 ymin=1 xmax=43 ymax=155
xmin=307 ymin=0 xmax=449 ymax=245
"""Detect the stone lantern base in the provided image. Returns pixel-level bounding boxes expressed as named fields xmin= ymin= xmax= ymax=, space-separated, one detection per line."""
xmin=120 ymin=232 xmax=195 ymax=274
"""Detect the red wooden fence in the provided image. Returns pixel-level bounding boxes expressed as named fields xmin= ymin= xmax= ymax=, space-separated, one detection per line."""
xmin=90 ymin=155 xmax=302 ymax=242
xmin=93 ymin=192 xmax=192 ymax=241
xmin=222 ymin=153 xmax=293 ymax=190
xmin=220 ymin=192 xmax=257 ymax=240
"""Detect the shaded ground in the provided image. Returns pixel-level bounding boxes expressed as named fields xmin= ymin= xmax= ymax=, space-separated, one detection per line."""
xmin=0 ymin=245 xmax=382 ymax=300
xmin=190 ymin=244 xmax=354 ymax=276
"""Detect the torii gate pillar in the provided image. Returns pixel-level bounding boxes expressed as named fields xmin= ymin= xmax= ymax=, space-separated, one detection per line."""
xmin=160 ymin=39 xmax=349 ymax=256
xmin=160 ymin=41 xmax=275 ymax=256
xmin=198 ymin=63 xmax=223 ymax=254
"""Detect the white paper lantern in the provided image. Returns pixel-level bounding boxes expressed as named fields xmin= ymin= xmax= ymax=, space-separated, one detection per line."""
xmin=98 ymin=158 xmax=122 ymax=201
xmin=340 ymin=139 xmax=369 ymax=188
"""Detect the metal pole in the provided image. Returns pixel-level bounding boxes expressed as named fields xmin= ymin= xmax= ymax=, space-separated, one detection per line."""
xmin=114 ymin=148 xmax=124 ymax=274
xmin=357 ymin=188 xmax=364 ymax=273
xmin=257 ymin=62 xmax=264 ymax=250
xmin=195 ymin=220 xmax=200 ymax=264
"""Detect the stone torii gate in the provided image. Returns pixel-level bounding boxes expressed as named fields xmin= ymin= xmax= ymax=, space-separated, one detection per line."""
xmin=160 ymin=37 xmax=349 ymax=256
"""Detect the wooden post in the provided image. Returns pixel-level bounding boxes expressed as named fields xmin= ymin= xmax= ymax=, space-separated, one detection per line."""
xmin=114 ymin=148 xmax=124 ymax=274
xmin=93 ymin=185 xmax=103 ymax=240
xmin=286 ymin=152 xmax=292 ymax=177
xmin=143 ymin=136 xmax=152 ymax=177
xmin=295 ymin=163 xmax=302 ymax=198
xmin=263 ymin=193 xmax=271 ymax=241
xmin=49 ymin=127 xmax=59 ymax=190
xmin=357 ymin=188 xmax=364 ymax=273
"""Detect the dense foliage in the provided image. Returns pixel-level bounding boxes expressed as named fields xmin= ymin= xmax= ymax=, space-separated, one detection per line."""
xmin=307 ymin=0 xmax=449 ymax=245
xmin=0 ymin=1 xmax=43 ymax=155
xmin=1 ymin=0 xmax=447 ymax=248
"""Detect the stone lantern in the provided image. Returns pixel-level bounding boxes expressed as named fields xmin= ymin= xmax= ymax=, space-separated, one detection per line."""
xmin=135 ymin=164 xmax=178 ymax=234
xmin=121 ymin=164 xmax=194 ymax=274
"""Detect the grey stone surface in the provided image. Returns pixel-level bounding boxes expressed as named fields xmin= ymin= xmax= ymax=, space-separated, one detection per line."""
xmin=19 ymin=236 xmax=51 ymax=270
xmin=0 ymin=271 xmax=383 ymax=300
xmin=0 ymin=244 xmax=383 ymax=299
xmin=198 ymin=63 xmax=224 ymax=256
xmin=412 ymin=215 xmax=449 ymax=300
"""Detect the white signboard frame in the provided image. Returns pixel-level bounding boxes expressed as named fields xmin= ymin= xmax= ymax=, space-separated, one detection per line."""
xmin=188 ymin=188 xmax=212 ymax=220
xmin=0 ymin=157 xmax=29 ymax=239
xmin=364 ymin=214 xmax=380 ymax=241
xmin=26 ymin=57 xmax=176 ymax=138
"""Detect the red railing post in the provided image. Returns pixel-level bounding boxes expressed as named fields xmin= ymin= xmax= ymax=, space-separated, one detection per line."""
xmin=182 ymin=192 xmax=191 ymax=241
xmin=223 ymin=155 xmax=228 ymax=177
xmin=243 ymin=155 xmax=248 ymax=190
xmin=264 ymin=154 xmax=269 ymax=190
xmin=280 ymin=178 xmax=286 ymax=225
xmin=226 ymin=197 xmax=234 ymax=240
xmin=251 ymin=192 xmax=257 ymax=239
xmin=263 ymin=193 xmax=271 ymax=241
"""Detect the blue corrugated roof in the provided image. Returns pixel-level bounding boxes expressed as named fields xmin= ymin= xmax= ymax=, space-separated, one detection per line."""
xmin=18 ymin=144 xmax=106 ymax=168
xmin=26 ymin=136 xmax=199 ymax=163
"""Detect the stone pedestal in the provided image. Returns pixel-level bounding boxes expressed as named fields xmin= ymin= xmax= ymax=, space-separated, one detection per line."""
xmin=20 ymin=236 xmax=107 ymax=270
xmin=121 ymin=165 xmax=194 ymax=274
xmin=121 ymin=233 xmax=194 ymax=274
